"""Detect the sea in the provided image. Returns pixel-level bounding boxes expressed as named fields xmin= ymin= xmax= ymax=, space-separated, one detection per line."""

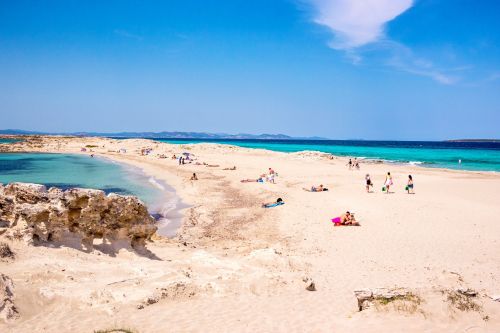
xmin=0 ymin=138 xmax=20 ymax=144
xmin=0 ymin=152 xmax=183 ymax=237
xmin=155 ymin=139 xmax=500 ymax=172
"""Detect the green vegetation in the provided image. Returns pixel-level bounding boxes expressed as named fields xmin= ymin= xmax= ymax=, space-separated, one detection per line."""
xmin=442 ymin=289 xmax=482 ymax=312
xmin=374 ymin=292 xmax=424 ymax=315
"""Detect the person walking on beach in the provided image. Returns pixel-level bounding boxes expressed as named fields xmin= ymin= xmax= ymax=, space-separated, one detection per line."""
xmin=365 ymin=174 xmax=373 ymax=193
xmin=406 ymin=175 xmax=414 ymax=194
xmin=384 ymin=172 xmax=393 ymax=193
xmin=347 ymin=159 xmax=352 ymax=170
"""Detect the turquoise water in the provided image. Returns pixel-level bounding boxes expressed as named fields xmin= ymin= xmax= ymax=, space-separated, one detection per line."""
xmin=155 ymin=139 xmax=500 ymax=172
xmin=0 ymin=138 xmax=20 ymax=144
xmin=0 ymin=153 xmax=164 ymax=208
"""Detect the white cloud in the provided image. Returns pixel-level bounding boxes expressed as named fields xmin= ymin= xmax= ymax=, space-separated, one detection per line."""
xmin=304 ymin=0 xmax=463 ymax=84
xmin=310 ymin=0 xmax=413 ymax=49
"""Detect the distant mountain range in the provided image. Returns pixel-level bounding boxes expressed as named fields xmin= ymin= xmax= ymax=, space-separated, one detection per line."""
xmin=0 ymin=129 xmax=327 ymax=140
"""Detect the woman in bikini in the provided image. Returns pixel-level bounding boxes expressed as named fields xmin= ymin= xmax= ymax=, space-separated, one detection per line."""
xmin=365 ymin=174 xmax=373 ymax=193
xmin=384 ymin=172 xmax=393 ymax=193
xmin=331 ymin=211 xmax=359 ymax=226
xmin=407 ymin=175 xmax=414 ymax=194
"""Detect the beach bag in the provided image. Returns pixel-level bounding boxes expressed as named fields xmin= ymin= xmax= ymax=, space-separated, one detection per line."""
xmin=382 ymin=186 xmax=386 ymax=192
xmin=405 ymin=186 xmax=409 ymax=191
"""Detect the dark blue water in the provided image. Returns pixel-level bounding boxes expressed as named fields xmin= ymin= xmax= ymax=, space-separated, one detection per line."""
xmin=152 ymin=139 xmax=500 ymax=172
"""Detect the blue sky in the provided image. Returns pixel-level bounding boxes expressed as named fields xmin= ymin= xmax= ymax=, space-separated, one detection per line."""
xmin=0 ymin=0 xmax=499 ymax=140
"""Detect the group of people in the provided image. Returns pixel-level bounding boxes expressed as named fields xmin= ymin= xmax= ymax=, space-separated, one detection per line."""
xmin=365 ymin=172 xmax=414 ymax=194
xmin=347 ymin=158 xmax=360 ymax=170
xmin=241 ymin=167 xmax=277 ymax=184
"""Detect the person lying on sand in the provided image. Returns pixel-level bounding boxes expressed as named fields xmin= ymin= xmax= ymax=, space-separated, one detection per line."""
xmin=205 ymin=164 xmax=219 ymax=167
xmin=262 ymin=198 xmax=284 ymax=208
xmin=223 ymin=166 xmax=237 ymax=170
xmin=303 ymin=184 xmax=328 ymax=192
xmin=331 ymin=211 xmax=359 ymax=226
xmin=241 ymin=177 xmax=264 ymax=183
xmin=190 ymin=173 xmax=198 ymax=180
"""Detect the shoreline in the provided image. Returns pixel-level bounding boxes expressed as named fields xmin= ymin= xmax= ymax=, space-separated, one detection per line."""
xmin=98 ymin=154 xmax=188 ymax=238
xmin=2 ymin=134 xmax=500 ymax=173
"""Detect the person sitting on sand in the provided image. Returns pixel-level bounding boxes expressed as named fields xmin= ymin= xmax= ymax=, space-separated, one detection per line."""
xmin=406 ymin=175 xmax=414 ymax=194
xmin=365 ymin=174 xmax=373 ymax=193
xmin=171 ymin=154 xmax=177 ymax=160
xmin=331 ymin=211 xmax=359 ymax=226
xmin=303 ymin=184 xmax=328 ymax=192
xmin=223 ymin=166 xmax=237 ymax=170
xmin=267 ymin=173 xmax=275 ymax=184
xmin=262 ymin=198 xmax=284 ymax=208
xmin=190 ymin=173 xmax=198 ymax=181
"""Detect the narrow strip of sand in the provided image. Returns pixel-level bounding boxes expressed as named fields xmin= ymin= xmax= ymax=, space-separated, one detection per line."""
xmin=1 ymin=135 xmax=500 ymax=333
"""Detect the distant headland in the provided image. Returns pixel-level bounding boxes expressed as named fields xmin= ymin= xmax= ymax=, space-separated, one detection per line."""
xmin=0 ymin=129 xmax=326 ymax=140
xmin=446 ymin=139 xmax=500 ymax=143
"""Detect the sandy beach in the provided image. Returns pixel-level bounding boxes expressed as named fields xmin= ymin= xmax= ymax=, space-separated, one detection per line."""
xmin=1 ymin=135 xmax=500 ymax=332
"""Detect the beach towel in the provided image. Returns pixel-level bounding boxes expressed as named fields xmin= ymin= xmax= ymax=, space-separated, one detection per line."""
xmin=263 ymin=202 xmax=284 ymax=208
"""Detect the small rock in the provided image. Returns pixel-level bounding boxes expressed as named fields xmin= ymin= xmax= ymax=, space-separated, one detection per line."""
xmin=354 ymin=289 xmax=373 ymax=311
xmin=457 ymin=288 xmax=478 ymax=297
xmin=0 ymin=242 xmax=14 ymax=259
xmin=306 ymin=281 xmax=316 ymax=291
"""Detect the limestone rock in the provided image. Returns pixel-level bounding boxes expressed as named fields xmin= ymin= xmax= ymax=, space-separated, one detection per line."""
xmin=457 ymin=288 xmax=478 ymax=297
xmin=0 ymin=274 xmax=19 ymax=322
xmin=0 ymin=242 xmax=14 ymax=260
xmin=0 ymin=182 xmax=157 ymax=250
xmin=354 ymin=288 xmax=412 ymax=311
xmin=305 ymin=281 xmax=316 ymax=291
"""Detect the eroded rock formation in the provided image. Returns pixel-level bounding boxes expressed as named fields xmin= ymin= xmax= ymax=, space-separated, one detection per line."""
xmin=0 ymin=182 xmax=157 ymax=250
xmin=0 ymin=274 xmax=18 ymax=322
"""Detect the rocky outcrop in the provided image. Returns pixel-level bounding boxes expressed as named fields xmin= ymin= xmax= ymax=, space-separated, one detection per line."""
xmin=0 ymin=182 xmax=157 ymax=250
xmin=0 ymin=274 xmax=18 ymax=322
xmin=354 ymin=288 xmax=416 ymax=311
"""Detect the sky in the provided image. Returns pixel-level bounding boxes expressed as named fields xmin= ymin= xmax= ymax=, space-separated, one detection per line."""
xmin=0 ymin=0 xmax=499 ymax=140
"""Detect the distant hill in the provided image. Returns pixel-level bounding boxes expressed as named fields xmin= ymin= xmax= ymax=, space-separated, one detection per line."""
xmin=0 ymin=129 xmax=327 ymax=140
xmin=446 ymin=139 xmax=500 ymax=143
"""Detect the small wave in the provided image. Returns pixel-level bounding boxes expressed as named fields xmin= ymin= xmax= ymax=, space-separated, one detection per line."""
xmin=148 ymin=177 xmax=166 ymax=191
xmin=408 ymin=161 xmax=424 ymax=165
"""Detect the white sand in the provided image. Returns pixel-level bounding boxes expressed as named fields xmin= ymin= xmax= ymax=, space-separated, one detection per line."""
xmin=1 ymin=136 xmax=500 ymax=332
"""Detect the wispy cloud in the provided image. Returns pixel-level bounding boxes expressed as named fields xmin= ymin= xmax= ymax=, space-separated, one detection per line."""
xmin=310 ymin=0 xmax=413 ymax=49
xmin=381 ymin=40 xmax=460 ymax=84
xmin=305 ymin=0 xmax=461 ymax=84
xmin=114 ymin=29 xmax=143 ymax=41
